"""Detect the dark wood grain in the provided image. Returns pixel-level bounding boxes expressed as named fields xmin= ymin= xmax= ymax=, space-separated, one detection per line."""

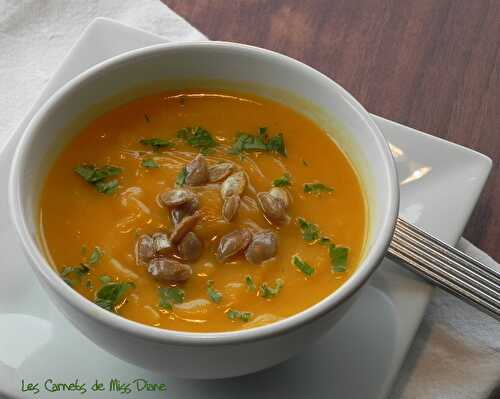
xmin=164 ymin=0 xmax=500 ymax=259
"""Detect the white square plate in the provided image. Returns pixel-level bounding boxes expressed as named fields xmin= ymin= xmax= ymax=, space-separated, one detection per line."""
xmin=0 ymin=18 xmax=491 ymax=399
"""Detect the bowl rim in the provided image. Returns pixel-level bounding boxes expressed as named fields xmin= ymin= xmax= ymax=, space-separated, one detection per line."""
xmin=8 ymin=41 xmax=399 ymax=346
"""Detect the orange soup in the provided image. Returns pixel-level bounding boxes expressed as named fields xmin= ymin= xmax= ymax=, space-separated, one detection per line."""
xmin=39 ymin=89 xmax=366 ymax=332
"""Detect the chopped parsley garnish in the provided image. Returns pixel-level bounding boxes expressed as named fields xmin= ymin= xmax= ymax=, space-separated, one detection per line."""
xmin=227 ymin=309 xmax=253 ymax=322
xmin=298 ymin=218 xmax=320 ymax=242
xmin=81 ymin=244 xmax=88 ymax=256
xmin=85 ymin=280 xmax=93 ymax=290
xmin=95 ymin=282 xmax=135 ymax=312
xmin=95 ymin=180 xmax=119 ymax=195
xmin=144 ymin=113 xmax=150 ymax=123
xmin=60 ymin=264 xmax=90 ymax=286
xmin=207 ymin=280 xmax=223 ymax=303
xmin=74 ymin=164 xmax=122 ymax=195
xmin=141 ymin=158 xmax=159 ymax=169
xmin=245 ymin=275 xmax=256 ymax=291
xmin=177 ymin=126 xmax=217 ymax=154
xmin=61 ymin=263 xmax=90 ymax=277
xmin=98 ymin=275 xmax=113 ymax=284
xmin=304 ymin=183 xmax=334 ymax=194
xmin=88 ymin=246 xmax=103 ymax=265
xmin=296 ymin=215 xmax=349 ymax=273
xmin=260 ymin=278 xmax=284 ymax=298
xmin=60 ymin=246 xmax=102 ymax=286
xmin=302 ymin=159 xmax=309 ymax=166
xmin=329 ymin=245 xmax=349 ymax=272
xmin=60 ymin=264 xmax=90 ymax=277
xmin=139 ymin=138 xmax=174 ymax=151
xmin=229 ymin=127 xmax=287 ymax=156
xmin=74 ymin=164 xmax=121 ymax=183
xmin=230 ymin=133 xmax=267 ymax=154
xmin=272 ymin=173 xmax=291 ymax=187
xmin=266 ymin=133 xmax=287 ymax=156
xmin=175 ymin=166 xmax=188 ymax=187
xmin=319 ymin=237 xmax=331 ymax=246
xmin=292 ymin=256 xmax=315 ymax=276
xmin=159 ymin=287 xmax=185 ymax=310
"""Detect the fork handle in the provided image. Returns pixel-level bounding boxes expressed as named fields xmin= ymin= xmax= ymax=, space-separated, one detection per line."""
xmin=387 ymin=217 xmax=500 ymax=321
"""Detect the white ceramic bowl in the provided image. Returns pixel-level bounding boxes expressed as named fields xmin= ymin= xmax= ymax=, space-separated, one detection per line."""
xmin=8 ymin=42 xmax=398 ymax=379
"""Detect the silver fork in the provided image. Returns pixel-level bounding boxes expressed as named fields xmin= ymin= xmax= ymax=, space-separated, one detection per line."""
xmin=387 ymin=217 xmax=500 ymax=321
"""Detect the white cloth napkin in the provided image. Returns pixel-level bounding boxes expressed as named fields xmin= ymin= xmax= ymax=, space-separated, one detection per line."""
xmin=1 ymin=1 xmax=498 ymax=398
xmin=0 ymin=0 xmax=204 ymax=138
xmin=389 ymin=239 xmax=500 ymax=399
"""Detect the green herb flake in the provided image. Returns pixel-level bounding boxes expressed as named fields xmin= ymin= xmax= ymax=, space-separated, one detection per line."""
xmin=245 ymin=275 xmax=256 ymax=291
xmin=139 ymin=138 xmax=174 ymax=151
xmin=260 ymin=278 xmax=285 ymax=299
xmin=159 ymin=287 xmax=185 ymax=310
xmin=266 ymin=133 xmax=287 ymax=156
xmin=304 ymin=183 xmax=335 ymax=194
xmin=298 ymin=218 xmax=320 ymax=242
xmin=95 ymin=282 xmax=135 ymax=312
xmin=61 ymin=264 xmax=89 ymax=276
xmin=302 ymin=159 xmax=309 ymax=167
xmin=292 ymin=255 xmax=315 ymax=276
xmin=319 ymin=237 xmax=331 ymax=246
xmin=141 ymin=158 xmax=159 ymax=169
xmin=229 ymin=127 xmax=287 ymax=156
xmin=227 ymin=309 xmax=253 ymax=322
xmin=85 ymin=280 xmax=93 ymax=290
xmin=272 ymin=173 xmax=292 ymax=187
xmin=74 ymin=165 xmax=121 ymax=183
xmin=207 ymin=280 xmax=223 ymax=304
xmin=81 ymin=244 xmax=88 ymax=256
xmin=144 ymin=113 xmax=150 ymax=123
xmin=87 ymin=246 xmax=103 ymax=265
xmin=74 ymin=164 xmax=122 ymax=195
xmin=175 ymin=166 xmax=188 ymax=187
xmin=95 ymin=179 xmax=119 ymax=195
xmin=329 ymin=246 xmax=349 ymax=273
xmin=61 ymin=264 xmax=90 ymax=286
xmin=63 ymin=278 xmax=74 ymax=287
xmin=230 ymin=133 xmax=268 ymax=155
xmin=74 ymin=164 xmax=96 ymax=182
xmin=99 ymin=275 xmax=113 ymax=285
xmin=177 ymin=126 xmax=217 ymax=154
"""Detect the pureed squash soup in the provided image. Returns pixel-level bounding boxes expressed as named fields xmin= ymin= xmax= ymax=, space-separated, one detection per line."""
xmin=39 ymin=89 xmax=367 ymax=332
